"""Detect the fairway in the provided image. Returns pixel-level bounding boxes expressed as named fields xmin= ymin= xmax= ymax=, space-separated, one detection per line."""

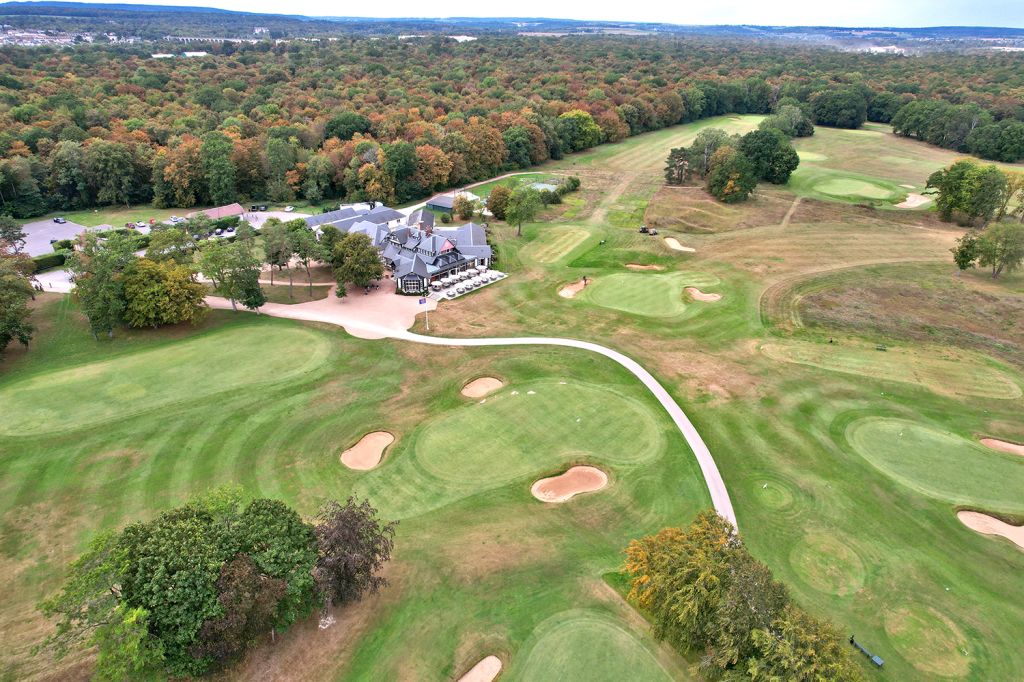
xmin=761 ymin=340 xmax=1022 ymax=400
xmin=526 ymin=226 xmax=592 ymax=264
xmin=846 ymin=418 xmax=1024 ymax=513
xmin=507 ymin=610 xmax=674 ymax=681
xmin=0 ymin=325 xmax=332 ymax=436
xmin=580 ymin=272 xmax=721 ymax=318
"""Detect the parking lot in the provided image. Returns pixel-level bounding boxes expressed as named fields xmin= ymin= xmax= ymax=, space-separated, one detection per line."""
xmin=20 ymin=219 xmax=89 ymax=256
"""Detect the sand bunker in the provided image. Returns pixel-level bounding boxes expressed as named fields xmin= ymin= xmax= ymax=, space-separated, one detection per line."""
xmin=531 ymin=466 xmax=608 ymax=503
xmin=686 ymin=286 xmax=722 ymax=302
xmin=981 ymin=438 xmax=1024 ymax=457
xmin=457 ymin=656 xmax=502 ymax=682
xmin=625 ymin=263 xmax=665 ymax=271
xmin=462 ymin=377 xmax=505 ymax=398
xmin=957 ymin=511 xmax=1024 ymax=550
xmin=896 ymin=193 xmax=931 ymax=209
xmin=558 ymin=278 xmax=591 ymax=299
xmin=340 ymin=431 xmax=394 ymax=470
xmin=664 ymin=237 xmax=695 ymax=252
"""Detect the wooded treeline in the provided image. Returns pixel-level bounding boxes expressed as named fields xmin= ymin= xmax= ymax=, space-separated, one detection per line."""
xmin=1 ymin=36 xmax=1022 ymax=218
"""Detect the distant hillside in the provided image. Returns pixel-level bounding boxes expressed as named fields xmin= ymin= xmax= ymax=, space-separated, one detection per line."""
xmin=1 ymin=1 xmax=1023 ymax=42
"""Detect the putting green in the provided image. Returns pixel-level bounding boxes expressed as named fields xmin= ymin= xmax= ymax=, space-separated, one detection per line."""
xmin=527 ymin=226 xmax=591 ymax=264
xmin=508 ymin=610 xmax=673 ymax=682
xmin=846 ymin=418 xmax=1024 ymax=513
xmin=761 ymin=340 xmax=1022 ymax=400
xmin=814 ymin=177 xmax=895 ymax=200
xmin=580 ymin=272 xmax=721 ymax=318
xmin=884 ymin=603 xmax=971 ymax=678
xmin=0 ymin=326 xmax=331 ymax=436
xmin=354 ymin=379 xmax=666 ymax=518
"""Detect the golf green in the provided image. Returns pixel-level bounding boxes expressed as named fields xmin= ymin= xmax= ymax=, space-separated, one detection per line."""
xmin=814 ymin=177 xmax=894 ymax=199
xmin=846 ymin=418 xmax=1024 ymax=513
xmin=0 ymin=326 xmax=331 ymax=436
xmin=354 ymin=379 xmax=666 ymax=518
xmin=580 ymin=272 xmax=721 ymax=318
xmin=507 ymin=610 xmax=674 ymax=681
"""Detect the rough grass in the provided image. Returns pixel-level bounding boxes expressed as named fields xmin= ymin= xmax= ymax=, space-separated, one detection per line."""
xmin=760 ymin=339 xmax=1022 ymax=400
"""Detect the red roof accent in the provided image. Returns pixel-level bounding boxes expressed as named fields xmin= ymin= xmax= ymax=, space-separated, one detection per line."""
xmin=440 ymin=239 xmax=454 ymax=251
xmin=186 ymin=203 xmax=245 ymax=220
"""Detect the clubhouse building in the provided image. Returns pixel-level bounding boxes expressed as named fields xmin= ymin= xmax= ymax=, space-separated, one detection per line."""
xmin=305 ymin=204 xmax=494 ymax=295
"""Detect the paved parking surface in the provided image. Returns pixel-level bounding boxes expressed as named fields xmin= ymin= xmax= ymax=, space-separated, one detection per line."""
xmin=21 ymin=219 xmax=88 ymax=256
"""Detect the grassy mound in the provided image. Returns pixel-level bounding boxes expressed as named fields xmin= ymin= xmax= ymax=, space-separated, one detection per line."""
xmin=507 ymin=610 xmax=673 ymax=681
xmin=579 ymin=271 xmax=721 ymax=318
xmin=846 ymin=418 xmax=1024 ymax=513
xmin=0 ymin=325 xmax=331 ymax=436
xmin=761 ymin=339 xmax=1022 ymax=400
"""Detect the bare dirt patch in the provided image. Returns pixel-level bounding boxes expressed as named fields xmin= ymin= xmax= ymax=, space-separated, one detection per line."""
xmin=663 ymin=237 xmax=695 ymax=252
xmin=896 ymin=193 xmax=931 ymax=209
xmin=558 ymin=278 xmax=592 ymax=299
xmin=980 ymin=438 xmax=1024 ymax=457
xmin=531 ymin=466 xmax=608 ymax=503
xmin=957 ymin=511 xmax=1024 ymax=550
xmin=625 ymin=263 xmax=665 ymax=271
xmin=340 ymin=431 xmax=395 ymax=470
xmin=456 ymin=655 xmax=503 ymax=682
xmin=461 ymin=377 xmax=505 ymax=398
xmin=685 ymin=287 xmax=721 ymax=302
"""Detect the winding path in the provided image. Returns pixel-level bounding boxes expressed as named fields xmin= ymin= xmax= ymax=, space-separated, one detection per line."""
xmin=206 ymin=293 xmax=737 ymax=528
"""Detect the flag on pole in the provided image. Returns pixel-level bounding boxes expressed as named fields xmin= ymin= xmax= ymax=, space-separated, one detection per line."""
xmin=419 ymin=298 xmax=427 ymax=305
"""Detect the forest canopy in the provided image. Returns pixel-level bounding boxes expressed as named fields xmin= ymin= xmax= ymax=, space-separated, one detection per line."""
xmin=1 ymin=36 xmax=1023 ymax=218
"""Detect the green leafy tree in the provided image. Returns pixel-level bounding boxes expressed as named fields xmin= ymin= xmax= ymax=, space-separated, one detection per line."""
xmin=92 ymin=606 xmax=165 ymax=682
xmin=0 ymin=214 xmax=27 ymax=253
xmin=951 ymin=232 xmax=979 ymax=272
xmin=200 ymin=132 xmax=237 ymax=206
xmin=706 ymin=146 xmax=758 ymax=203
xmin=145 ymin=228 xmax=195 ymax=264
xmin=505 ymin=185 xmax=542 ymax=237
xmin=47 ymin=140 xmax=90 ymax=209
xmin=261 ymin=218 xmax=292 ymax=286
xmin=123 ymin=258 xmax=206 ymax=328
xmin=199 ymin=240 xmax=263 ymax=312
xmin=685 ymin=128 xmax=730 ymax=179
xmin=927 ymin=160 xmax=1008 ymax=226
xmin=556 ymin=110 xmax=603 ymax=152
xmin=288 ymin=227 xmax=324 ymax=297
xmin=665 ymin=147 xmax=688 ymax=185
xmin=83 ymin=140 xmax=137 ymax=207
xmin=747 ymin=605 xmax=864 ymax=681
xmin=332 ymin=232 xmax=383 ymax=293
xmin=759 ymin=104 xmax=814 ymax=138
xmin=0 ymin=249 xmax=35 ymax=353
xmin=452 ymin=194 xmax=475 ymax=221
xmin=976 ymin=222 xmax=1024 ymax=278
xmin=325 ymin=111 xmax=371 ymax=141
xmin=302 ymin=154 xmax=333 ymax=204
xmin=319 ymin=224 xmax=342 ymax=255
xmin=809 ymin=88 xmax=867 ymax=129
xmin=67 ymin=232 xmax=136 ymax=338
xmin=739 ymin=128 xmax=800 ymax=184
xmin=486 ymin=185 xmax=511 ymax=220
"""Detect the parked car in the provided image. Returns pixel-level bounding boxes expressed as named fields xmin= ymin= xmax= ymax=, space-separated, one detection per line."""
xmin=169 ymin=215 xmax=185 ymax=224
xmin=649 ymin=228 xmax=659 ymax=235
xmin=284 ymin=205 xmax=295 ymax=212
xmin=134 ymin=221 xmax=147 ymax=229
xmin=225 ymin=226 xmax=235 ymax=233
xmin=53 ymin=217 xmax=67 ymax=224
xmin=258 ymin=205 xmax=268 ymax=211
xmin=638 ymin=225 xmax=649 ymax=233
xmin=214 ymin=228 xmax=224 ymax=236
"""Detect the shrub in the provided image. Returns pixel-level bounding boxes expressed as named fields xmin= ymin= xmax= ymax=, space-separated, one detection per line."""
xmin=539 ymin=189 xmax=561 ymax=205
xmin=440 ymin=212 xmax=452 ymax=224
xmin=31 ymin=252 xmax=66 ymax=271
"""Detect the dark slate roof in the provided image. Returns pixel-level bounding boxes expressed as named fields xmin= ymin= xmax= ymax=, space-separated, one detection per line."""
xmin=305 ymin=207 xmax=362 ymax=228
xmin=406 ymin=208 xmax=435 ymax=230
xmin=426 ymin=194 xmax=455 ymax=209
xmin=364 ymin=205 xmax=405 ymax=223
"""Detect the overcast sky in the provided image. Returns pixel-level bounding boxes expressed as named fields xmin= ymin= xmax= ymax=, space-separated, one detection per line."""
xmin=82 ymin=0 xmax=1024 ymax=27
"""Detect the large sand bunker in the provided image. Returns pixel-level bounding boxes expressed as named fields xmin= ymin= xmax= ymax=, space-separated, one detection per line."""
xmin=461 ymin=377 xmax=505 ymax=398
xmin=896 ymin=193 xmax=931 ymax=209
xmin=340 ymin=431 xmax=394 ymax=470
xmin=957 ymin=511 xmax=1024 ymax=550
xmin=685 ymin=286 xmax=721 ymax=302
xmin=664 ymin=237 xmax=695 ymax=252
xmin=625 ymin=263 xmax=665 ymax=271
xmin=531 ymin=466 xmax=608 ymax=503
xmin=558 ymin=278 xmax=591 ymax=299
xmin=981 ymin=438 xmax=1024 ymax=457
xmin=457 ymin=655 xmax=502 ymax=682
